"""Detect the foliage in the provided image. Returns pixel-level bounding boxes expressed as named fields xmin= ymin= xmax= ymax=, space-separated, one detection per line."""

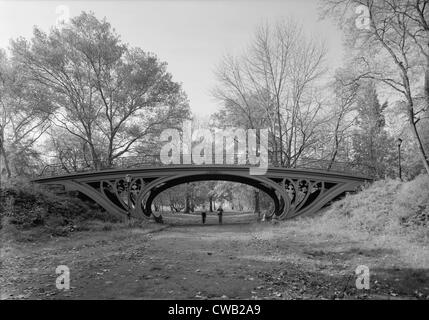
xmin=321 ymin=0 xmax=429 ymax=174
xmin=0 ymin=49 xmax=54 ymax=178
xmin=9 ymin=12 xmax=190 ymax=171
xmin=351 ymin=81 xmax=397 ymax=178
xmin=0 ymin=179 xmax=122 ymax=241
xmin=395 ymin=174 xmax=429 ymax=226
xmin=315 ymin=175 xmax=429 ymax=241
xmin=153 ymin=181 xmax=271 ymax=213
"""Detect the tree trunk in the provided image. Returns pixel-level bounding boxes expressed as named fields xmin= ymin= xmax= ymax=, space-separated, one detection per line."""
xmin=328 ymin=108 xmax=344 ymax=171
xmin=184 ymin=184 xmax=191 ymax=213
xmin=209 ymin=196 xmax=213 ymax=212
xmin=87 ymin=137 xmax=102 ymax=170
xmin=276 ymin=106 xmax=283 ymax=166
xmin=254 ymin=190 xmax=260 ymax=214
xmin=409 ymin=115 xmax=429 ymax=175
xmin=405 ymin=81 xmax=429 ymax=175
xmin=425 ymin=56 xmax=429 ymax=115
xmin=0 ymin=135 xmax=11 ymax=178
xmin=327 ymin=135 xmax=339 ymax=171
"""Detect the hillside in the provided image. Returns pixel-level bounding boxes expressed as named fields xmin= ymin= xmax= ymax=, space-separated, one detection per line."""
xmin=0 ymin=180 xmax=123 ymax=241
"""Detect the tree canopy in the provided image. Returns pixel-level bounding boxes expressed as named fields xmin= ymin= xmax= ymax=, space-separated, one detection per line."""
xmin=9 ymin=12 xmax=190 ymax=172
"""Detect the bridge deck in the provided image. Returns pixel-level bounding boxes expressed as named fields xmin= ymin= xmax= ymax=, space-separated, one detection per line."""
xmin=36 ymin=155 xmax=372 ymax=180
xmin=33 ymin=164 xmax=371 ymax=183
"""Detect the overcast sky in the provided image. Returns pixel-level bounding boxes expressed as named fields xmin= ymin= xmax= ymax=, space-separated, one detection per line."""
xmin=0 ymin=0 xmax=345 ymax=117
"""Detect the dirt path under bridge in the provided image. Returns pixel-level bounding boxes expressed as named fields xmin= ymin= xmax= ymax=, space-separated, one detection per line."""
xmin=1 ymin=220 xmax=428 ymax=300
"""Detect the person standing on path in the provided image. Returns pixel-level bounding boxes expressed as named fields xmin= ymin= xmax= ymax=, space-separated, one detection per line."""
xmin=217 ymin=206 xmax=223 ymax=224
xmin=201 ymin=205 xmax=207 ymax=224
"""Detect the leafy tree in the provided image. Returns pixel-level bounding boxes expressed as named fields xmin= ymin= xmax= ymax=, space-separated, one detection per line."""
xmin=351 ymin=81 xmax=396 ymax=177
xmin=0 ymin=50 xmax=54 ymax=178
xmin=322 ymin=0 xmax=429 ymax=174
xmin=11 ymin=12 xmax=190 ymax=170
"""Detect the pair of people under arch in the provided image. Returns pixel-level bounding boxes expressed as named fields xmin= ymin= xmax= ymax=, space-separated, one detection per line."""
xmin=201 ymin=205 xmax=223 ymax=224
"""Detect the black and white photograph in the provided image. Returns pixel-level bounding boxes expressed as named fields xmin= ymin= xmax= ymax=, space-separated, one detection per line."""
xmin=0 ymin=0 xmax=428 ymax=307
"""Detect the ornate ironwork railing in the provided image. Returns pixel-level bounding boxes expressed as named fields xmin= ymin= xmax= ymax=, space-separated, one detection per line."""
xmin=37 ymin=154 xmax=371 ymax=178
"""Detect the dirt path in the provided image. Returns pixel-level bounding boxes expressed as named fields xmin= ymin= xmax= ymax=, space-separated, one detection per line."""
xmin=1 ymin=222 xmax=428 ymax=300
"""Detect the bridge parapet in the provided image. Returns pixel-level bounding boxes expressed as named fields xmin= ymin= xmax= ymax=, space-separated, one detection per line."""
xmin=38 ymin=154 xmax=371 ymax=178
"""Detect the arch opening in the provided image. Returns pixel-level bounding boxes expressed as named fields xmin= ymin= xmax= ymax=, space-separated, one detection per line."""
xmin=143 ymin=174 xmax=282 ymax=224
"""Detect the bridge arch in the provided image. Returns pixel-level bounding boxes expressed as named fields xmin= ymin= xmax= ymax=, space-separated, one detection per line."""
xmin=141 ymin=173 xmax=288 ymax=218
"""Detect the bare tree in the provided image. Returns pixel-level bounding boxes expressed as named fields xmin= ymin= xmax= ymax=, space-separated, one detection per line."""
xmin=321 ymin=0 xmax=429 ymax=174
xmin=45 ymin=127 xmax=94 ymax=173
xmin=326 ymin=71 xmax=360 ymax=169
xmin=213 ymin=19 xmax=328 ymax=166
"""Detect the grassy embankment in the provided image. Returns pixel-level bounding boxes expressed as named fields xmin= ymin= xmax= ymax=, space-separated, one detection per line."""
xmin=0 ymin=178 xmax=143 ymax=242
xmin=282 ymin=175 xmax=429 ymax=268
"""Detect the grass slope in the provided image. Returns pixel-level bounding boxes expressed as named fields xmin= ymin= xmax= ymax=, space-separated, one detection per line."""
xmin=0 ymin=179 xmax=125 ymax=241
xmin=284 ymin=174 xmax=429 ymax=268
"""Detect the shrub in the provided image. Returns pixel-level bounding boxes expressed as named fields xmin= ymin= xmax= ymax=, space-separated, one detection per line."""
xmin=317 ymin=175 xmax=429 ymax=240
xmin=0 ymin=179 xmax=124 ymax=241
xmin=394 ymin=174 xmax=429 ymax=226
